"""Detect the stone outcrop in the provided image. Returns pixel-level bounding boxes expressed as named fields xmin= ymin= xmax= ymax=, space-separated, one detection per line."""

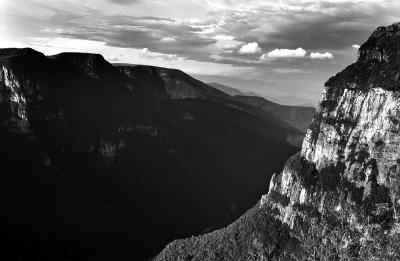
xmin=0 ymin=65 xmax=29 ymax=132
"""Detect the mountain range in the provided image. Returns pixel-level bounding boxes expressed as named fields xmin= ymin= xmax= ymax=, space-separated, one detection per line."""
xmin=0 ymin=48 xmax=314 ymax=260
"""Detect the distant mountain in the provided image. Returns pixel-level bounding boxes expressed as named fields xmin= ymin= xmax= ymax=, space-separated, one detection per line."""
xmin=207 ymin=82 xmax=315 ymax=133
xmin=115 ymin=65 xmax=306 ymax=146
xmin=207 ymin=82 xmax=260 ymax=97
xmin=297 ymin=102 xmax=317 ymax=108
xmin=192 ymin=74 xmax=317 ymax=106
xmin=0 ymin=48 xmax=299 ymax=260
xmin=229 ymin=95 xmax=315 ymax=133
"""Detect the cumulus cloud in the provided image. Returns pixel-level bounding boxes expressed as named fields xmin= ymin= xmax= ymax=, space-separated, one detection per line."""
xmin=352 ymin=44 xmax=360 ymax=49
xmin=238 ymin=42 xmax=262 ymax=54
xmin=213 ymin=35 xmax=244 ymax=51
xmin=310 ymin=52 xmax=334 ymax=59
xmin=262 ymin=48 xmax=306 ymax=59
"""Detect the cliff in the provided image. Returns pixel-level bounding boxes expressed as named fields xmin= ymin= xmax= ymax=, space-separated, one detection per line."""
xmin=157 ymin=23 xmax=400 ymax=260
xmin=263 ymin=22 xmax=400 ymax=259
xmin=268 ymin=22 xmax=400 ymax=224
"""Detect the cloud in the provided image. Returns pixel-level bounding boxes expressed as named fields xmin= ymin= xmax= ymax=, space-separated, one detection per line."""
xmin=214 ymin=35 xmax=234 ymax=41
xmin=140 ymin=48 xmax=182 ymax=61
xmin=352 ymin=44 xmax=360 ymax=49
xmin=215 ymin=0 xmax=397 ymax=52
xmin=238 ymin=42 xmax=262 ymax=54
xmin=106 ymin=0 xmax=139 ymax=5
xmin=263 ymin=48 xmax=306 ymax=59
xmin=271 ymin=68 xmax=304 ymax=74
xmin=213 ymin=35 xmax=244 ymax=51
xmin=310 ymin=52 xmax=334 ymax=59
xmin=47 ymin=14 xmax=218 ymax=62
xmin=161 ymin=37 xmax=177 ymax=42
xmin=209 ymin=53 xmax=260 ymax=64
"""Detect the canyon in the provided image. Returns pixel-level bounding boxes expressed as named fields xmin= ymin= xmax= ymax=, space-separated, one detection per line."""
xmin=157 ymin=22 xmax=400 ymax=261
xmin=0 ymin=48 xmax=312 ymax=260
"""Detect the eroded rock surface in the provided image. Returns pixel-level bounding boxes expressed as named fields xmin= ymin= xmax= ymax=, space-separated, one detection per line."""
xmin=264 ymin=22 xmax=400 ymax=259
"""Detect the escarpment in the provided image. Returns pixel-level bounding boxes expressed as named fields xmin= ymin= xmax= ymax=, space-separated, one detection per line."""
xmin=265 ymin=22 xmax=400 ymax=259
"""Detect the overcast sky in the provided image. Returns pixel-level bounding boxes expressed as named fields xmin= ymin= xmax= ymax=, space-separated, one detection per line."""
xmin=1 ymin=0 xmax=400 ymax=105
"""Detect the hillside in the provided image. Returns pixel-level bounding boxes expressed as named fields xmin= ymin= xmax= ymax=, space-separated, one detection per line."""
xmin=208 ymin=83 xmax=315 ymax=133
xmin=229 ymin=95 xmax=315 ymax=133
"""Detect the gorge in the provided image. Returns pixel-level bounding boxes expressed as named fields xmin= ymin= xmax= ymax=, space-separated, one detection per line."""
xmin=156 ymin=22 xmax=400 ymax=261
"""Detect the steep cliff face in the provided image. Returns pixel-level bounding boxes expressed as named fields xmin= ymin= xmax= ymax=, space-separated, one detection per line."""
xmin=265 ymin=23 xmax=400 ymax=257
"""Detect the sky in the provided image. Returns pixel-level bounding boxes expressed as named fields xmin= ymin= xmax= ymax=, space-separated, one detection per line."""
xmin=1 ymin=0 xmax=400 ymax=105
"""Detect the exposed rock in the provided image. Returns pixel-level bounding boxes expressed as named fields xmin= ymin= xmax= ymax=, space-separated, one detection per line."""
xmin=265 ymin=22 xmax=400 ymax=258
xmin=0 ymin=66 xmax=29 ymax=132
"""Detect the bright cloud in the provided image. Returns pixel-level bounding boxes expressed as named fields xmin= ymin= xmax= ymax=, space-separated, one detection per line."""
xmin=352 ymin=44 xmax=361 ymax=49
xmin=213 ymin=35 xmax=244 ymax=50
xmin=263 ymin=48 xmax=307 ymax=59
xmin=209 ymin=53 xmax=260 ymax=64
xmin=161 ymin=37 xmax=177 ymax=42
xmin=238 ymin=42 xmax=262 ymax=54
xmin=310 ymin=52 xmax=334 ymax=59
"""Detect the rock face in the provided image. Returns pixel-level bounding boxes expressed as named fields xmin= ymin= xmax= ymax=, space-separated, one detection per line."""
xmin=264 ymin=22 xmax=400 ymax=259
xmin=157 ymin=23 xmax=400 ymax=260
xmin=269 ymin=22 xmax=400 ymax=221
